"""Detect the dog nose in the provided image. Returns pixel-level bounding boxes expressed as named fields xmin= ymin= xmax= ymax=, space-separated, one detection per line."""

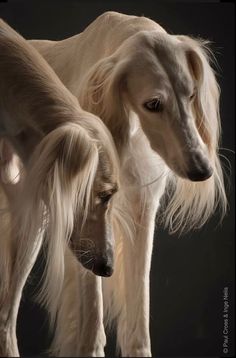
xmin=187 ymin=166 xmax=213 ymax=182
xmin=92 ymin=258 xmax=114 ymax=277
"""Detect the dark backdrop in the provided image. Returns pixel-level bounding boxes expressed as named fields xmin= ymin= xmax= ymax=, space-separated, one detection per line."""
xmin=0 ymin=1 xmax=235 ymax=357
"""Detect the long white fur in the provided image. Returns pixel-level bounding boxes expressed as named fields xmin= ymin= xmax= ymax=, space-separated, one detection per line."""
xmin=0 ymin=18 xmax=119 ymax=356
xmin=29 ymin=11 xmax=228 ymax=357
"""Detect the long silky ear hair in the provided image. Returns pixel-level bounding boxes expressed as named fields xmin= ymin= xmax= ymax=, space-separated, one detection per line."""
xmin=163 ymin=36 xmax=227 ymax=233
xmin=13 ymin=122 xmax=99 ymax=325
xmin=78 ymin=55 xmax=130 ymax=155
xmin=0 ymin=186 xmax=13 ymax=304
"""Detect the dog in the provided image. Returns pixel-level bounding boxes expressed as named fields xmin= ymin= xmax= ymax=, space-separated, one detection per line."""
xmin=0 ymin=18 xmax=119 ymax=357
xmin=30 ymin=11 xmax=228 ymax=357
xmin=30 ymin=12 xmax=227 ymax=357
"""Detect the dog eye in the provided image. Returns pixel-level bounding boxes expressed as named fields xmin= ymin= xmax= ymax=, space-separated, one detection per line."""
xmin=99 ymin=192 xmax=113 ymax=204
xmin=143 ymin=98 xmax=162 ymax=112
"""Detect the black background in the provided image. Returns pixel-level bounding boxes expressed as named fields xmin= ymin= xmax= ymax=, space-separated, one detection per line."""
xmin=0 ymin=1 xmax=235 ymax=357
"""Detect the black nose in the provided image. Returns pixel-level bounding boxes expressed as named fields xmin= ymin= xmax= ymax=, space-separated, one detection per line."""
xmin=92 ymin=259 xmax=114 ymax=277
xmin=187 ymin=166 xmax=213 ymax=182
xmin=79 ymin=255 xmax=93 ymax=271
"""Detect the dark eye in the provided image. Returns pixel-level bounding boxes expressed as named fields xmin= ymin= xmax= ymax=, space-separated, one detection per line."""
xmin=99 ymin=192 xmax=112 ymax=205
xmin=143 ymin=98 xmax=162 ymax=112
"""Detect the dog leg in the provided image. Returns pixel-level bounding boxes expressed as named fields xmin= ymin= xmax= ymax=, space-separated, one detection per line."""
xmin=77 ymin=273 xmax=106 ymax=357
xmin=0 ymin=232 xmax=17 ymax=357
xmin=116 ymin=200 xmax=158 ymax=357
xmin=0 ymin=305 xmax=19 ymax=357
xmin=51 ymin=248 xmax=106 ymax=357
xmin=0 ymin=226 xmax=44 ymax=357
xmin=0 ymin=172 xmax=19 ymax=357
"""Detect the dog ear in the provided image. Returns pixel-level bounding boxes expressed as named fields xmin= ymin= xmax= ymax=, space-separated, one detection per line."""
xmin=186 ymin=47 xmax=203 ymax=82
xmin=14 ymin=123 xmax=99 ymax=324
xmin=37 ymin=123 xmax=98 ymax=184
xmin=79 ymin=55 xmax=129 ymax=154
xmin=164 ymin=36 xmax=227 ymax=234
xmin=177 ymin=35 xmax=220 ymax=154
xmin=23 ymin=121 xmax=99 ymax=245
xmin=186 ymin=47 xmax=213 ymax=148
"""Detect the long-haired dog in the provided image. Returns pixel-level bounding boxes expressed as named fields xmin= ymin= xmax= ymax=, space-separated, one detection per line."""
xmin=30 ymin=11 xmax=227 ymax=357
xmin=0 ymin=19 xmax=119 ymax=357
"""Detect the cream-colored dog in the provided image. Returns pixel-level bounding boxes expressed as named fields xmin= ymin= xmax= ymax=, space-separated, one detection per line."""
xmin=31 ymin=12 xmax=227 ymax=357
xmin=0 ymin=19 xmax=119 ymax=357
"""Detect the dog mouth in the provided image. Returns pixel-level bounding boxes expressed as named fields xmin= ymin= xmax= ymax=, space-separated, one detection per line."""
xmin=168 ymin=158 xmax=213 ymax=182
xmin=81 ymin=254 xmax=114 ymax=277
xmin=70 ymin=238 xmax=114 ymax=277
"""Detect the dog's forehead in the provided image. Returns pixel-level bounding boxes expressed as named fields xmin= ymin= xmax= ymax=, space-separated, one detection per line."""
xmin=125 ymin=31 xmax=195 ymax=99
xmin=95 ymin=149 xmax=117 ymax=185
xmin=153 ymin=36 xmax=194 ymax=94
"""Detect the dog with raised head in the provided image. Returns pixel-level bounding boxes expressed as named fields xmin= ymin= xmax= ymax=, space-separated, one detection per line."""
xmin=30 ymin=11 xmax=228 ymax=357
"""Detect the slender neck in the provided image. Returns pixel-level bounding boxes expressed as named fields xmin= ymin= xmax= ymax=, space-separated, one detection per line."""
xmin=106 ymin=117 xmax=130 ymax=162
xmin=30 ymin=35 xmax=133 ymax=160
xmin=0 ymin=20 xmax=81 ymax=164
